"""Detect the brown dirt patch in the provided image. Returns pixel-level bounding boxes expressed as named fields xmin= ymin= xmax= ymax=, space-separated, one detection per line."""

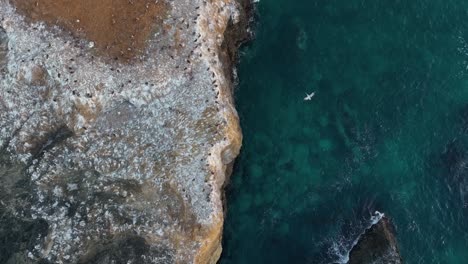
xmin=10 ymin=0 xmax=169 ymax=62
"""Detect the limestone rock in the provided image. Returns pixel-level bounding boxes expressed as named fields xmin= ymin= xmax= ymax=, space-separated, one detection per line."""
xmin=0 ymin=0 xmax=251 ymax=263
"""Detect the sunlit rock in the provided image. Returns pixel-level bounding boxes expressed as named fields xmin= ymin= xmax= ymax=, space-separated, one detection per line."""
xmin=0 ymin=0 xmax=252 ymax=263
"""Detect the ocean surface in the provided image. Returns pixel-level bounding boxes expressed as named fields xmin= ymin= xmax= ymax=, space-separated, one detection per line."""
xmin=220 ymin=0 xmax=468 ymax=263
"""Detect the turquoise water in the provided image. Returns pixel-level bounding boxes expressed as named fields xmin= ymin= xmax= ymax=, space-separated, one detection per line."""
xmin=220 ymin=1 xmax=468 ymax=263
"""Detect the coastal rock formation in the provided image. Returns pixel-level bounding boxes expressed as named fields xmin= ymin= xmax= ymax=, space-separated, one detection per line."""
xmin=0 ymin=0 xmax=251 ymax=263
xmin=348 ymin=216 xmax=403 ymax=264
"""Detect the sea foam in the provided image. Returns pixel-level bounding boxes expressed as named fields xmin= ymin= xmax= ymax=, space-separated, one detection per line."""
xmin=330 ymin=211 xmax=385 ymax=264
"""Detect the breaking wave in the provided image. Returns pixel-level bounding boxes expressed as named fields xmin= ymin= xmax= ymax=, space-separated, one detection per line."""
xmin=328 ymin=211 xmax=385 ymax=264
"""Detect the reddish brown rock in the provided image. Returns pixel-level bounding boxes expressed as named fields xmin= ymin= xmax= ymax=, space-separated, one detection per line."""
xmin=11 ymin=0 xmax=169 ymax=62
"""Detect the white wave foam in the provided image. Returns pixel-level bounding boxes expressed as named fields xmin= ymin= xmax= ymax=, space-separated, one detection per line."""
xmin=370 ymin=210 xmax=385 ymax=225
xmin=328 ymin=238 xmax=350 ymax=264
xmin=329 ymin=211 xmax=385 ymax=264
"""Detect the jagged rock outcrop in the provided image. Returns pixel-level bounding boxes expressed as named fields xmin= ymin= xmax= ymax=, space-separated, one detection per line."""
xmin=0 ymin=0 xmax=251 ymax=263
xmin=348 ymin=216 xmax=403 ymax=264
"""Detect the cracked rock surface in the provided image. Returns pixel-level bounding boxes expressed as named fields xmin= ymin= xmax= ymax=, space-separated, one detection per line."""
xmin=0 ymin=0 xmax=250 ymax=263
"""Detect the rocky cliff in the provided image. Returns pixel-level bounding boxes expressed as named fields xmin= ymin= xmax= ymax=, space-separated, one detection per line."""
xmin=0 ymin=0 xmax=251 ymax=263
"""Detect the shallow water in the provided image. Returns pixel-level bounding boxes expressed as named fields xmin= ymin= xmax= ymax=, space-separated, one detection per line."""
xmin=220 ymin=0 xmax=468 ymax=263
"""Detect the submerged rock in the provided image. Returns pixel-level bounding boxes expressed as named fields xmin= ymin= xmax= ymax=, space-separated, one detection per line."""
xmin=348 ymin=216 xmax=402 ymax=264
xmin=0 ymin=0 xmax=251 ymax=263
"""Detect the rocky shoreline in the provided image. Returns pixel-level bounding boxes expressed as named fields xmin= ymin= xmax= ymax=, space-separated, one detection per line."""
xmin=348 ymin=216 xmax=403 ymax=264
xmin=0 ymin=0 xmax=252 ymax=263
xmin=0 ymin=1 xmax=406 ymax=263
xmin=192 ymin=0 xmax=255 ymax=262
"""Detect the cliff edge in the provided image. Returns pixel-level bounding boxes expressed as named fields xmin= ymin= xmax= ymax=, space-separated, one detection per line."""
xmin=0 ymin=0 xmax=251 ymax=263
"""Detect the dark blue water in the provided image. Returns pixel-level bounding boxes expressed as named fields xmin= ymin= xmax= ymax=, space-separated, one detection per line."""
xmin=221 ymin=1 xmax=468 ymax=263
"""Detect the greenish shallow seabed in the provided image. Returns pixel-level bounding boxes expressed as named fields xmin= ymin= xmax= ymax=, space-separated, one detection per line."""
xmin=221 ymin=0 xmax=468 ymax=263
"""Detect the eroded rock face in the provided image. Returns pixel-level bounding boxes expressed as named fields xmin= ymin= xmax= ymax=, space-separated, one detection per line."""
xmin=348 ymin=217 xmax=403 ymax=264
xmin=0 ymin=25 xmax=7 ymax=72
xmin=0 ymin=0 xmax=250 ymax=263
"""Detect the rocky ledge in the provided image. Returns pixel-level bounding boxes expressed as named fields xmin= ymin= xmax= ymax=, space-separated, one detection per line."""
xmin=0 ymin=0 xmax=251 ymax=263
xmin=348 ymin=216 xmax=403 ymax=264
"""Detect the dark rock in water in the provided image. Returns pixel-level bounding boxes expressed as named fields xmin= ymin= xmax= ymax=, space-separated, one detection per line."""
xmin=440 ymin=141 xmax=468 ymax=205
xmin=441 ymin=140 xmax=466 ymax=174
xmin=348 ymin=217 xmax=402 ymax=264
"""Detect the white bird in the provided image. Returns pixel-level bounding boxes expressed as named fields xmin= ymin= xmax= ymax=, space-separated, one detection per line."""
xmin=304 ymin=92 xmax=315 ymax=101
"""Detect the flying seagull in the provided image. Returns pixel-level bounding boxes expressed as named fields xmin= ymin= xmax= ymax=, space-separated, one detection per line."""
xmin=304 ymin=92 xmax=315 ymax=101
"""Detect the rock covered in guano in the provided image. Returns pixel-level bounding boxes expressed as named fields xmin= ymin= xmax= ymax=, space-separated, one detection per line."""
xmin=0 ymin=0 xmax=251 ymax=263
